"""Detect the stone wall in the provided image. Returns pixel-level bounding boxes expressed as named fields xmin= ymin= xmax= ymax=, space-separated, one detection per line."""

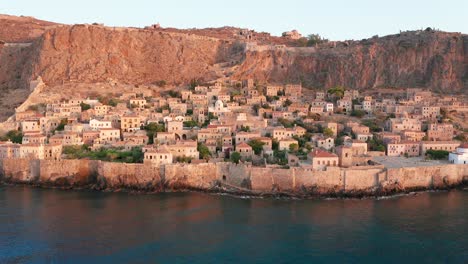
xmin=0 ymin=158 xmax=467 ymax=196
xmin=0 ymin=158 xmax=32 ymax=182
xmin=38 ymin=159 xmax=99 ymax=185
xmin=97 ymin=161 xmax=162 ymax=190
xmin=164 ymin=162 xmax=219 ymax=189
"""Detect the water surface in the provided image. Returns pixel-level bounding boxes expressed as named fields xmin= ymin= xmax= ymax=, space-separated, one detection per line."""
xmin=1 ymin=186 xmax=467 ymax=263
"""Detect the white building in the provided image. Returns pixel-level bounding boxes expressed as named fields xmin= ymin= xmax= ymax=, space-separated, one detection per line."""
xmin=449 ymin=143 xmax=468 ymax=164
xmin=89 ymin=119 xmax=112 ymax=130
xmin=325 ymin=103 xmax=334 ymax=113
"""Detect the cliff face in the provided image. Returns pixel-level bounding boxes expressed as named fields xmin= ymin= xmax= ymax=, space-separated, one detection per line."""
xmin=234 ymin=31 xmax=468 ymax=92
xmin=28 ymin=25 xmax=238 ymax=86
xmin=0 ymin=15 xmax=468 ymax=100
xmin=0 ymin=14 xmax=57 ymax=43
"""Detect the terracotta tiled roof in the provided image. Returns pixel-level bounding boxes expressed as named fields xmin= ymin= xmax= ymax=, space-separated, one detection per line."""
xmin=236 ymin=142 xmax=251 ymax=149
xmin=309 ymin=149 xmax=338 ymax=158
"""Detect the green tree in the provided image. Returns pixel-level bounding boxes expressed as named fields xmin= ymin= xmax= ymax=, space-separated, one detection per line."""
xmin=306 ymin=34 xmax=328 ymax=46
xmin=248 ymin=139 xmax=265 ymax=155
xmin=168 ymin=90 xmax=181 ymax=98
xmin=230 ymin=152 xmax=241 ymax=164
xmin=283 ymin=99 xmax=293 ymax=107
xmin=143 ymin=123 xmax=165 ymax=144
xmin=327 ymin=86 xmax=345 ymax=99
xmin=425 ymin=149 xmax=450 ymax=160
xmin=323 ymin=127 xmax=334 ymax=137
xmin=197 ymin=143 xmax=211 ymax=160
xmin=351 ymin=110 xmax=366 ymax=118
xmin=189 ymin=79 xmax=200 ymax=90
xmin=1 ymin=130 xmax=23 ymax=143
xmin=240 ymin=125 xmax=251 ymax=132
xmin=289 ymin=143 xmax=299 ymax=152
xmin=80 ymin=102 xmax=91 ymax=111
xmin=183 ymin=120 xmax=198 ymax=128
xmin=108 ymin=98 xmax=119 ymax=107
xmin=54 ymin=119 xmax=68 ymax=132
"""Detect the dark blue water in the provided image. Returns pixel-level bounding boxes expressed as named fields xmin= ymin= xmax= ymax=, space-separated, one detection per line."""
xmin=0 ymin=186 xmax=467 ymax=263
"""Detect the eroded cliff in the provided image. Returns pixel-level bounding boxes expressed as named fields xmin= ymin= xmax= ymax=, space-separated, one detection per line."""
xmin=235 ymin=31 xmax=468 ymax=92
xmin=0 ymin=15 xmax=467 ymax=121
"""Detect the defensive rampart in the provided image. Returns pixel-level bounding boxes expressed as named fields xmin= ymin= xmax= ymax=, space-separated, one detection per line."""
xmin=0 ymin=158 xmax=467 ymax=197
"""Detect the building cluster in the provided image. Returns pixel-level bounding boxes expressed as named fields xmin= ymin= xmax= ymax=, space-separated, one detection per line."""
xmin=1 ymin=82 xmax=467 ymax=167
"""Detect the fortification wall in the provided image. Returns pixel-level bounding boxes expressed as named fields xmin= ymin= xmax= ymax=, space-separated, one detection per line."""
xmin=37 ymin=159 xmax=98 ymax=185
xmin=97 ymin=161 xmax=162 ymax=189
xmin=164 ymin=162 xmax=219 ymax=189
xmin=386 ymin=164 xmax=468 ymax=189
xmin=0 ymin=158 xmax=466 ymax=196
xmin=0 ymin=158 xmax=32 ymax=182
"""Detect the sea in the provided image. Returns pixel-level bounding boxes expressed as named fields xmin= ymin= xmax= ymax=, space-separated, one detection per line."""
xmin=0 ymin=186 xmax=467 ymax=263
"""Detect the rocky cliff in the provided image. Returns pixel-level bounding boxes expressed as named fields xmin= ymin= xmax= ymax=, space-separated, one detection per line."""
xmin=28 ymin=24 xmax=238 ymax=86
xmin=0 ymin=15 xmax=467 ymax=108
xmin=235 ymin=31 xmax=468 ymax=92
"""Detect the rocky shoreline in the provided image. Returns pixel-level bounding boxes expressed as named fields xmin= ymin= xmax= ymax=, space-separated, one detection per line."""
xmin=1 ymin=158 xmax=467 ymax=200
xmin=2 ymin=177 xmax=467 ymax=200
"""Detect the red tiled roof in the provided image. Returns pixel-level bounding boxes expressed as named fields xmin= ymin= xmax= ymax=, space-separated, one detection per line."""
xmin=236 ymin=142 xmax=252 ymax=149
xmin=309 ymin=149 xmax=338 ymax=158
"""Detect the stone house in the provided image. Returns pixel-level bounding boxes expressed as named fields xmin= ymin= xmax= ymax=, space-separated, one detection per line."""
xmin=22 ymin=133 xmax=47 ymax=145
xmin=401 ymin=130 xmax=426 ymax=142
xmin=236 ymin=142 xmax=253 ymax=158
xmin=422 ymin=106 xmax=440 ymax=119
xmin=284 ymin=84 xmax=302 ymax=97
xmin=83 ymin=131 xmax=100 ymax=145
xmin=89 ymin=119 xmax=112 ymax=130
xmin=98 ymin=128 xmax=121 ymax=145
xmin=356 ymin=133 xmax=373 ymax=142
xmin=266 ymin=85 xmax=282 ymax=96
xmin=337 ymin=98 xmax=352 ymax=112
xmin=167 ymin=140 xmax=199 ymax=160
xmin=420 ymin=141 xmax=460 ymax=156
xmin=427 ymin=123 xmax=453 ymax=141
xmin=344 ymin=140 xmax=368 ymax=156
xmin=386 ymin=141 xmax=420 ymax=157
xmin=144 ymin=147 xmax=173 ymax=166
xmin=278 ymin=138 xmax=299 ymax=151
xmin=325 ymin=103 xmax=334 ymax=113
xmin=386 ymin=118 xmax=421 ymax=133
xmin=352 ymin=125 xmax=370 ymax=135
xmin=62 ymin=132 xmax=83 ymax=146
xmin=235 ymin=131 xmax=261 ymax=144
xmin=308 ymin=149 xmax=339 ymax=171
xmin=155 ymin=132 xmax=176 ymax=145
xmin=121 ymin=114 xmax=141 ymax=132
xmin=316 ymin=137 xmax=334 ymax=151
xmin=93 ymin=103 xmax=110 ymax=116
xmin=377 ymin=132 xmax=401 ymax=144
xmin=21 ymin=120 xmax=41 ymax=133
